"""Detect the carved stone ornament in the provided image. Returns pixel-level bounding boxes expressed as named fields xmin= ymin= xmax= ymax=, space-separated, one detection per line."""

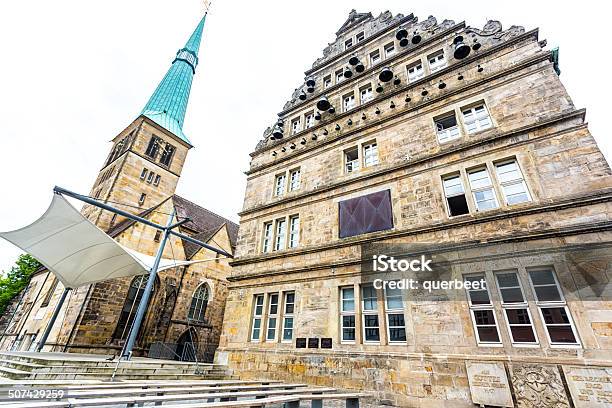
xmin=510 ymin=364 xmax=570 ymax=408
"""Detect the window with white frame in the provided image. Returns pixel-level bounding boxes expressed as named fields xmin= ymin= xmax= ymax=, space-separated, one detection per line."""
xmin=282 ymin=292 xmax=295 ymax=342
xmin=291 ymin=118 xmax=301 ymax=135
xmin=140 ymin=168 xmax=148 ymax=180
xmin=362 ymin=285 xmax=380 ymax=342
xmin=345 ymin=38 xmax=353 ymax=49
xmin=250 ymin=295 xmax=264 ymax=341
xmin=274 ymin=219 xmax=286 ymax=251
xmin=384 ymin=42 xmax=396 ymax=57
xmin=262 ymin=222 xmax=273 ymax=253
xmin=495 ymin=159 xmax=531 ymax=205
xmin=442 ymin=174 xmax=470 ymax=216
xmin=528 ymin=268 xmax=579 ymax=346
xmin=360 ymin=85 xmax=373 ymax=103
xmin=462 ymin=104 xmax=492 ymax=134
xmin=428 ymin=51 xmax=446 ymax=72
xmin=407 ymin=61 xmax=424 ymax=82
xmin=345 ymin=147 xmax=359 ymax=173
xmin=343 ymin=93 xmax=356 ymax=111
xmin=495 ymin=271 xmax=538 ymax=344
xmin=305 ymin=112 xmax=315 ymax=129
xmin=336 ymin=69 xmax=344 ymax=84
xmin=435 ymin=113 xmax=460 ymax=143
xmin=323 ymin=75 xmax=332 ymax=89
xmin=266 ymin=293 xmax=279 ymax=341
xmin=465 ymin=274 xmax=501 ymax=345
xmin=288 ymin=215 xmax=300 ymax=248
xmin=340 ymin=287 xmax=356 ymax=342
xmin=363 ymin=142 xmax=379 ymax=167
xmin=274 ymin=173 xmax=286 ymax=196
xmin=384 ymin=285 xmax=406 ymax=343
xmin=153 ymin=174 xmax=161 ymax=186
xmin=370 ymin=50 xmax=381 ymax=66
xmin=356 ymin=31 xmax=365 ymax=43
xmin=467 ymin=167 xmax=498 ymax=211
xmin=289 ymin=168 xmax=301 ymax=191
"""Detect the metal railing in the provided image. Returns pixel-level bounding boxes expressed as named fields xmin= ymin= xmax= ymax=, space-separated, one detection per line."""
xmin=148 ymin=341 xmax=216 ymax=363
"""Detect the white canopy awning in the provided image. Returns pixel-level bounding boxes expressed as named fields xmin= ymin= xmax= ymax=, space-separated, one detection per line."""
xmin=0 ymin=194 xmax=203 ymax=289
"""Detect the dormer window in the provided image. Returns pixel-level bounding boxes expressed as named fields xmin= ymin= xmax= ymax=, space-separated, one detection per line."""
xmin=356 ymin=32 xmax=365 ymax=43
xmin=345 ymin=38 xmax=353 ymax=49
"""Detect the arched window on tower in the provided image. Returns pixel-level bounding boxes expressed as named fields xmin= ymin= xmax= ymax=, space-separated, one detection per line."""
xmin=188 ymin=284 xmax=209 ymax=322
xmin=113 ymin=275 xmax=156 ymax=340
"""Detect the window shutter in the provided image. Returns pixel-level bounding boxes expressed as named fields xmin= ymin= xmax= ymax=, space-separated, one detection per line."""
xmin=339 ymin=190 xmax=393 ymax=238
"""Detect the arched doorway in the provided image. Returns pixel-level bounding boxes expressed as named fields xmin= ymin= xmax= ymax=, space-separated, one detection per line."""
xmin=176 ymin=328 xmax=198 ymax=362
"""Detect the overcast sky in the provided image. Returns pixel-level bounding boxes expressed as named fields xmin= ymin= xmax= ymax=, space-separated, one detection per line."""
xmin=0 ymin=1 xmax=609 ymax=273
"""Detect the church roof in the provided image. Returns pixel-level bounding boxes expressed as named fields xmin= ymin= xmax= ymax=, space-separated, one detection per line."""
xmin=140 ymin=14 xmax=207 ymax=145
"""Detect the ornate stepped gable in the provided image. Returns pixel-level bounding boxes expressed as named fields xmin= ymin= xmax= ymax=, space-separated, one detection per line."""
xmin=255 ymin=12 xmax=527 ymax=153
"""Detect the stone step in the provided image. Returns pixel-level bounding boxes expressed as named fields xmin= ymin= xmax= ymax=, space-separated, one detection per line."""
xmin=0 ymin=365 xmax=30 ymax=380
xmin=26 ymin=372 xmax=230 ymax=381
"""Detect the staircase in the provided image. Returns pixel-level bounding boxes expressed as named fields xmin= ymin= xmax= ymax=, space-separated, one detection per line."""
xmin=0 ymin=351 xmax=233 ymax=382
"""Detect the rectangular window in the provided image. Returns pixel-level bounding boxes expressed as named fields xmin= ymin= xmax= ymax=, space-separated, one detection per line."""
xmin=384 ymin=42 xmax=396 ymax=57
xmin=339 ymin=190 xmax=393 ymax=238
xmin=305 ymin=112 xmax=315 ymax=129
xmin=323 ymin=75 xmax=332 ymax=89
xmin=495 ymin=159 xmax=531 ymax=205
xmin=362 ymin=285 xmax=380 ymax=342
xmin=385 ymin=285 xmax=406 ymax=343
xmin=462 ymin=104 xmax=492 ymax=134
xmin=340 ymin=287 xmax=356 ymax=342
xmin=266 ymin=293 xmax=279 ymax=341
xmin=251 ymin=295 xmax=264 ymax=342
xmin=274 ymin=219 xmax=286 ymax=251
xmin=435 ymin=113 xmax=460 ymax=143
xmin=262 ymin=222 xmax=273 ymax=253
xmin=289 ymin=169 xmax=301 ymax=191
xmin=154 ymin=230 xmax=161 ymax=242
xmin=343 ymin=93 xmax=356 ymax=112
xmin=291 ymin=118 xmax=301 ymax=135
xmin=159 ymin=143 xmax=175 ymax=166
xmin=363 ymin=142 xmax=378 ymax=167
xmin=443 ymin=174 xmax=469 ymax=216
xmin=274 ymin=173 xmax=286 ymax=196
xmin=465 ymin=274 xmax=501 ymax=345
xmin=288 ymin=215 xmax=300 ymax=248
xmin=336 ymin=69 xmax=344 ymax=84
xmin=370 ymin=50 xmax=381 ymax=66
xmin=356 ymin=32 xmax=365 ymax=43
xmin=282 ymin=292 xmax=295 ymax=342
xmin=40 ymin=278 xmax=58 ymax=308
xmin=344 ymin=147 xmax=359 ymax=173
xmin=138 ymin=193 xmax=146 ymax=206
xmin=467 ymin=167 xmax=498 ymax=211
xmin=360 ymin=85 xmax=373 ymax=104
xmin=146 ymin=171 xmax=155 ymax=184
xmin=428 ymin=51 xmax=446 ymax=72
xmin=140 ymin=168 xmax=148 ymax=180
xmin=345 ymin=38 xmax=353 ymax=49
xmin=495 ymin=271 xmax=537 ymax=344
xmin=407 ymin=61 xmax=424 ymax=82
xmin=153 ymin=174 xmax=161 ymax=186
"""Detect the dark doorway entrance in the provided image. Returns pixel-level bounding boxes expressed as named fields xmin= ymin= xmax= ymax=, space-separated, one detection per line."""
xmin=176 ymin=328 xmax=197 ymax=361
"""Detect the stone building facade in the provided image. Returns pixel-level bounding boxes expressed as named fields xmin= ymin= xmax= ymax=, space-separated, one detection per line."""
xmin=217 ymin=10 xmax=612 ymax=407
xmin=0 ymin=13 xmax=238 ymax=362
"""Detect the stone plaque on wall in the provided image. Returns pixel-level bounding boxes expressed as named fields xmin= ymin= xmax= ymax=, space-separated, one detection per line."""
xmin=509 ymin=363 xmax=570 ymax=408
xmin=562 ymin=365 xmax=612 ymax=407
xmin=466 ymin=361 xmax=513 ymax=407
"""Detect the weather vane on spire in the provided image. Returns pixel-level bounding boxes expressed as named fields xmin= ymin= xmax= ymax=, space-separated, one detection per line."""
xmin=202 ymin=0 xmax=212 ymax=14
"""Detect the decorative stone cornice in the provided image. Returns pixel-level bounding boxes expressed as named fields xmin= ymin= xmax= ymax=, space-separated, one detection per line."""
xmin=230 ymin=189 xmax=612 ymax=269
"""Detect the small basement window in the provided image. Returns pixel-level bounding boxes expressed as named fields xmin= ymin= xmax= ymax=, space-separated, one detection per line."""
xmin=443 ymin=174 xmax=469 ymax=216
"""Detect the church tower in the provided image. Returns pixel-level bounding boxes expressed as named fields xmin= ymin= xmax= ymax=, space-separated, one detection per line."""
xmin=82 ymin=15 xmax=207 ymax=231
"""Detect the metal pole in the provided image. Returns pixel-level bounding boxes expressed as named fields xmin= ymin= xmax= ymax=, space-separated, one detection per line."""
xmin=121 ymin=210 xmax=175 ymax=360
xmin=35 ymin=288 xmax=70 ymax=352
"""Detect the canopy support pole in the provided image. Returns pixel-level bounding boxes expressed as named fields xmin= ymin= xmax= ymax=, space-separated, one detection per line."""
xmin=121 ymin=210 xmax=175 ymax=360
xmin=35 ymin=288 xmax=70 ymax=352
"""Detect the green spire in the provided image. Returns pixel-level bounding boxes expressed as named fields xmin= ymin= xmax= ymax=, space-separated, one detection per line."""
xmin=141 ymin=14 xmax=207 ymax=145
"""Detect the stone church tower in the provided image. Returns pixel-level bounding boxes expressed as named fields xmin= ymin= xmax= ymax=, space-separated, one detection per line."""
xmin=1 ymin=14 xmax=238 ymax=361
xmin=218 ymin=10 xmax=612 ymax=407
